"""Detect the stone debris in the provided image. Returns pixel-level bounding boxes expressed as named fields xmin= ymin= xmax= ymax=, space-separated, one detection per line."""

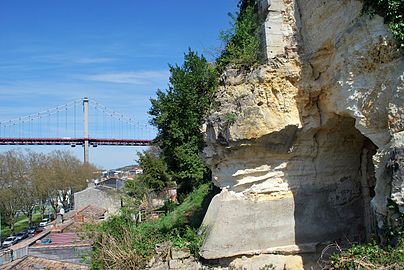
xmin=149 ymin=247 xmax=202 ymax=270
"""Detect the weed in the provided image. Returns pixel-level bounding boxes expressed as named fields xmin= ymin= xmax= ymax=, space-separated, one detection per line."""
xmin=224 ymin=112 xmax=237 ymax=124
xmin=87 ymin=183 xmax=213 ymax=269
xmin=324 ymin=240 xmax=404 ymax=269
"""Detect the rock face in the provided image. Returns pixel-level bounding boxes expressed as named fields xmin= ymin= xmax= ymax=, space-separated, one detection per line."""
xmin=201 ymin=0 xmax=403 ymax=268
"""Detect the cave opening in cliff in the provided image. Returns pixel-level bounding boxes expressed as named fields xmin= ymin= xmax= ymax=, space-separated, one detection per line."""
xmin=293 ymin=115 xmax=379 ymax=247
xmin=326 ymin=116 xmax=378 ymax=242
xmin=328 ymin=116 xmax=378 ymax=243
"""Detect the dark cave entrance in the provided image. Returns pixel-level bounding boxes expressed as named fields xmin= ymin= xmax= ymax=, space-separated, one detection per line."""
xmin=359 ymin=137 xmax=378 ymax=241
xmin=293 ymin=115 xmax=379 ymax=248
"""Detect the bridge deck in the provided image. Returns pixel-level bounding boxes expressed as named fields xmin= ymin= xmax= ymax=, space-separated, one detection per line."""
xmin=0 ymin=138 xmax=151 ymax=146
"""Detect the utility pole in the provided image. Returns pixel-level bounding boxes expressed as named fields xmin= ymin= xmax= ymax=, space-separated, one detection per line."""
xmin=83 ymin=97 xmax=89 ymax=164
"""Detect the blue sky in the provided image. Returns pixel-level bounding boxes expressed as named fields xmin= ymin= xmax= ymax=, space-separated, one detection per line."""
xmin=0 ymin=0 xmax=238 ymax=169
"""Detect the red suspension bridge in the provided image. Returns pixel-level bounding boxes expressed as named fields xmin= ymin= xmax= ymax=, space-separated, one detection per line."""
xmin=0 ymin=97 xmax=154 ymax=163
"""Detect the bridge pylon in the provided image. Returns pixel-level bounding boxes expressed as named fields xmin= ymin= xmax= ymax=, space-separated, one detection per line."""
xmin=83 ymin=97 xmax=89 ymax=164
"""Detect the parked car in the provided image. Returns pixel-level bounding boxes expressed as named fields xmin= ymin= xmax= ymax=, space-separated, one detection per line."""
xmin=15 ymin=231 xmax=28 ymax=241
xmin=27 ymin=226 xmax=38 ymax=234
xmin=39 ymin=218 xmax=50 ymax=227
xmin=2 ymin=236 xmax=17 ymax=248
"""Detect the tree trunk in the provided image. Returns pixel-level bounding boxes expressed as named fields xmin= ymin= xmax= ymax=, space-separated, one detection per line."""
xmin=8 ymin=214 xmax=17 ymax=235
xmin=9 ymin=223 xmax=14 ymax=235
xmin=62 ymin=200 xmax=69 ymax=211
xmin=49 ymin=198 xmax=58 ymax=219
xmin=21 ymin=207 xmax=34 ymax=227
xmin=5 ymin=208 xmax=18 ymax=235
xmin=68 ymin=188 xmax=74 ymax=210
xmin=40 ymin=201 xmax=46 ymax=219
xmin=27 ymin=208 xmax=34 ymax=227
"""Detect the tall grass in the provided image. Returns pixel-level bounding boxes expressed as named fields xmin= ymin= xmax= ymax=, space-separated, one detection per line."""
xmin=87 ymin=183 xmax=213 ymax=270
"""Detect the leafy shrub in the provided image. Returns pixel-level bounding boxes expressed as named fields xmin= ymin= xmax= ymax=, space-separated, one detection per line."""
xmin=137 ymin=148 xmax=171 ymax=191
xmin=217 ymin=0 xmax=260 ymax=71
xmin=161 ymin=199 xmax=177 ymax=213
xmin=224 ymin=112 xmax=237 ymax=124
xmin=87 ymin=183 xmax=213 ymax=269
xmin=362 ymin=0 xmax=404 ymax=49
xmin=122 ymin=178 xmax=147 ymax=211
xmin=329 ymin=240 xmax=404 ymax=269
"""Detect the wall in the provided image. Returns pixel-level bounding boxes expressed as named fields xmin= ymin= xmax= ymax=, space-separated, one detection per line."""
xmin=201 ymin=0 xmax=403 ymax=269
xmin=74 ymin=186 xmax=121 ymax=216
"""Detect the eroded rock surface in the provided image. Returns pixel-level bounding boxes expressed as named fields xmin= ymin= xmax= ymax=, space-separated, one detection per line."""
xmin=201 ymin=0 xmax=403 ymax=268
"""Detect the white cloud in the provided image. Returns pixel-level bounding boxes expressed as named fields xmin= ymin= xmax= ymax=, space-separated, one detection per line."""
xmin=84 ymin=70 xmax=169 ymax=85
xmin=73 ymin=57 xmax=116 ymax=64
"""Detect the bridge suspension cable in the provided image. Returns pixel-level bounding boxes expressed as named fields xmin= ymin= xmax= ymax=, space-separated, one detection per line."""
xmin=0 ymin=97 xmax=155 ymax=141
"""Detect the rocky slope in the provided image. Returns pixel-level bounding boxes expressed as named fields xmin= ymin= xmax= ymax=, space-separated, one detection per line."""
xmin=201 ymin=0 xmax=403 ymax=269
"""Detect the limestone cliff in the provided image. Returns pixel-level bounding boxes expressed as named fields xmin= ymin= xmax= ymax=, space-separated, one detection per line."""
xmin=201 ymin=0 xmax=403 ymax=269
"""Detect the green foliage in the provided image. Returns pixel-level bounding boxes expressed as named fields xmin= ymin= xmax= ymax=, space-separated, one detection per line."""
xmin=363 ymin=0 xmax=404 ymax=48
xmin=224 ymin=112 xmax=237 ymax=124
xmin=88 ymin=183 xmax=213 ymax=269
xmin=328 ymin=200 xmax=404 ymax=270
xmin=137 ymin=149 xmax=171 ymax=191
xmin=157 ymin=182 xmax=211 ymax=230
xmin=122 ymin=179 xmax=147 ymax=211
xmin=149 ymin=50 xmax=218 ymax=193
xmin=330 ymin=240 xmax=404 ymax=269
xmin=1 ymin=212 xmax=42 ymax=239
xmin=385 ymin=200 xmax=404 ymax=243
xmin=161 ymin=199 xmax=177 ymax=213
xmin=170 ymin=226 xmax=206 ymax=259
xmin=217 ymin=0 xmax=260 ymax=70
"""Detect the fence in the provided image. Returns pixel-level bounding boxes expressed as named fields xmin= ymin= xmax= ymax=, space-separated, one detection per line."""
xmin=0 ymin=246 xmax=29 ymax=265
xmin=0 ymin=249 xmax=13 ymax=265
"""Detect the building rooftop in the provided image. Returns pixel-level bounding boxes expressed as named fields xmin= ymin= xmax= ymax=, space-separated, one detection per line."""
xmin=31 ymin=232 xmax=91 ymax=248
xmin=76 ymin=204 xmax=107 ymax=220
xmin=2 ymin=255 xmax=88 ymax=269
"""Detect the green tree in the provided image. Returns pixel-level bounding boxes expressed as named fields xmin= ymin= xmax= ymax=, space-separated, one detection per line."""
xmin=28 ymin=152 xmax=51 ymax=219
xmin=0 ymin=150 xmax=28 ymax=233
xmin=45 ymin=150 xmax=96 ymax=215
xmin=149 ymin=50 xmax=218 ymax=193
xmin=138 ymin=147 xmax=171 ymax=191
xmin=123 ymin=178 xmax=147 ymax=209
